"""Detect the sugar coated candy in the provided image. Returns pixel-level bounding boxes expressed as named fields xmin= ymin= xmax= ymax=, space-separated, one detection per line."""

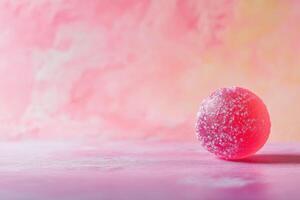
xmin=195 ymin=86 xmax=271 ymax=160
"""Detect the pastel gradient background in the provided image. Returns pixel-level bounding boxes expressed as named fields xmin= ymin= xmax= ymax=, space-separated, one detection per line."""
xmin=0 ymin=0 xmax=299 ymax=142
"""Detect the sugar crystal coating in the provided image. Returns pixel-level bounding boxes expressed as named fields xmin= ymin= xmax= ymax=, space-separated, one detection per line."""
xmin=195 ymin=87 xmax=271 ymax=159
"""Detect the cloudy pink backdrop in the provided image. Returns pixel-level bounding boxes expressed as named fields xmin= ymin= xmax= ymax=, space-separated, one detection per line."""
xmin=0 ymin=0 xmax=299 ymax=142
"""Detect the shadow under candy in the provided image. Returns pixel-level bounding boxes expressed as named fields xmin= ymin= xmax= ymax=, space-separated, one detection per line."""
xmin=237 ymin=154 xmax=300 ymax=164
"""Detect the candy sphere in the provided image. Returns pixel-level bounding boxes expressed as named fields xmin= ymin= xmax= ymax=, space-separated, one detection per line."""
xmin=195 ymin=87 xmax=271 ymax=160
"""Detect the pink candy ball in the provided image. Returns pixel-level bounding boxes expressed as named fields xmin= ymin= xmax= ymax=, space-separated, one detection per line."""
xmin=195 ymin=87 xmax=271 ymax=160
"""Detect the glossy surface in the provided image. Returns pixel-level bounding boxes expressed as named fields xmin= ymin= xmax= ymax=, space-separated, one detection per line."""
xmin=196 ymin=87 xmax=270 ymax=159
xmin=0 ymin=141 xmax=299 ymax=200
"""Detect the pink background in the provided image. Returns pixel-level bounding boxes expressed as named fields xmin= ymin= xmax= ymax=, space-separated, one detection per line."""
xmin=0 ymin=0 xmax=299 ymax=142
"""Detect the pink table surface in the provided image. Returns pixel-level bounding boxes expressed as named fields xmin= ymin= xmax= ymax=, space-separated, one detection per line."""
xmin=0 ymin=141 xmax=299 ymax=200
